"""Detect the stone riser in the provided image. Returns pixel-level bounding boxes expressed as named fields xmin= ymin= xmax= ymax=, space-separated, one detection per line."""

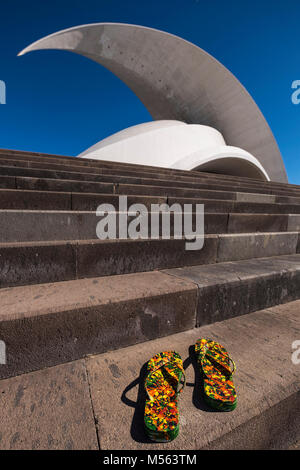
xmin=0 ymin=302 xmax=299 ymax=450
xmin=1 ymin=189 xmax=300 ymax=213
xmin=1 ymin=163 xmax=300 ymax=201
xmin=1 ymin=149 xmax=300 ymax=193
xmin=0 ymin=149 xmax=299 ymax=450
xmin=0 ymin=210 xmax=300 ymax=243
xmin=0 ymin=254 xmax=299 ymax=380
xmin=86 ymin=303 xmax=300 ymax=450
xmin=0 ymin=233 xmax=299 ymax=288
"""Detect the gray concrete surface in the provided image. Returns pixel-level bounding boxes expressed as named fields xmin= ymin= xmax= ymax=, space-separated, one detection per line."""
xmin=235 ymin=192 xmax=276 ymax=203
xmin=0 ymin=301 xmax=299 ymax=450
xmin=0 ymin=147 xmax=298 ymax=451
xmin=288 ymin=214 xmax=300 ymax=231
xmin=0 ymin=361 xmax=98 ymax=450
xmin=217 ymin=232 xmax=299 ymax=261
xmin=0 ymin=236 xmax=218 ymax=287
xmin=85 ymin=301 xmax=300 ymax=450
xmin=0 ymin=234 xmax=299 ymax=288
xmin=0 ymin=271 xmax=197 ymax=379
xmin=0 ymin=153 xmax=300 ymax=199
xmin=0 ymin=189 xmax=72 ymax=210
xmin=0 ymin=255 xmax=299 ymax=378
xmin=2 ymin=185 xmax=300 ymax=214
xmin=163 ymin=254 xmax=300 ymax=326
xmin=228 ymin=213 xmax=289 ymax=233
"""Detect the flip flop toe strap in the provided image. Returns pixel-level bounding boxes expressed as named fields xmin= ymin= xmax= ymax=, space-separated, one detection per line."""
xmin=197 ymin=340 xmax=236 ymax=376
xmin=145 ymin=359 xmax=186 ymax=401
xmin=204 ymin=344 xmax=236 ymax=376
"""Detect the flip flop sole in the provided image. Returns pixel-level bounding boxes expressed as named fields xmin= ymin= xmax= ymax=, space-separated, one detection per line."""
xmin=144 ymin=422 xmax=179 ymax=443
xmin=195 ymin=339 xmax=237 ymax=412
xmin=204 ymin=394 xmax=237 ymax=412
xmin=144 ymin=352 xmax=184 ymax=443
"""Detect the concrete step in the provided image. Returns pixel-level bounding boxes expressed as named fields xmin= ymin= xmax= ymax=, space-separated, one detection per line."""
xmin=117 ymin=182 xmax=300 ymax=202
xmin=167 ymin=196 xmax=300 ymax=214
xmin=0 ymin=189 xmax=165 ymax=211
xmin=164 ymin=254 xmax=300 ymax=326
xmin=0 ymin=149 xmax=284 ymax=185
xmin=11 ymin=171 xmax=300 ymax=203
xmin=1 ymin=233 xmax=298 ymax=288
xmin=0 ymin=151 xmax=280 ymax=185
xmin=0 ymin=254 xmax=299 ymax=379
xmin=0 ymin=210 xmax=299 ymax=243
xmin=0 ymin=270 xmax=197 ymax=379
xmin=16 ymin=175 xmax=116 ymax=195
xmin=0 ymin=359 xmax=99 ymax=450
xmin=228 ymin=213 xmax=300 ymax=232
xmin=1 ymin=161 xmax=300 ymax=201
xmin=1 ymin=148 xmax=300 ymax=193
xmin=0 ymin=164 xmax=279 ymax=198
xmin=0 ymin=301 xmax=298 ymax=449
xmin=0 ymin=210 xmax=217 ymax=242
xmin=12 ymin=173 xmax=300 ymax=203
xmin=2 ymin=188 xmax=300 ymax=214
xmin=85 ymin=302 xmax=300 ymax=450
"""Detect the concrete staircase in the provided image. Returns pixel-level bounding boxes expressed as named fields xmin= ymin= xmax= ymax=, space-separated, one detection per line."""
xmin=0 ymin=148 xmax=299 ymax=450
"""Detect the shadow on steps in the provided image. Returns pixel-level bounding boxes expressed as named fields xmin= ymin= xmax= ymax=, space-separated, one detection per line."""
xmin=120 ymin=347 xmax=217 ymax=444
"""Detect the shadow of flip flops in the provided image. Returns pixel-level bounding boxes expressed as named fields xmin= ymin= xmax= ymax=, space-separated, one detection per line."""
xmin=185 ymin=345 xmax=219 ymax=413
xmin=121 ymin=347 xmax=218 ymax=444
xmin=121 ymin=362 xmax=154 ymax=444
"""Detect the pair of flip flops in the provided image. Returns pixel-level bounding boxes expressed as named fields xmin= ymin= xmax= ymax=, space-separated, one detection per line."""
xmin=144 ymin=339 xmax=237 ymax=443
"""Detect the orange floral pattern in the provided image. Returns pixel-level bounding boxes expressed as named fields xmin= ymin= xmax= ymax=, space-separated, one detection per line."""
xmin=195 ymin=339 xmax=237 ymax=411
xmin=144 ymin=351 xmax=185 ymax=442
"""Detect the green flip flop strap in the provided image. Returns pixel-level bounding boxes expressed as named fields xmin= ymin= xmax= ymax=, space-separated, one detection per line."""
xmin=145 ymin=359 xmax=186 ymax=402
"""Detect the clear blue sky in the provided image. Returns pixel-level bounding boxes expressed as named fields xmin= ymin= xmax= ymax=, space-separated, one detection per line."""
xmin=0 ymin=0 xmax=300 ymax=183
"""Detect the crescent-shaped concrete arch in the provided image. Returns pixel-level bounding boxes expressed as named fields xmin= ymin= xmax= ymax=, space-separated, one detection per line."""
xmin=18 ymin=23 xmax=287 ymax=182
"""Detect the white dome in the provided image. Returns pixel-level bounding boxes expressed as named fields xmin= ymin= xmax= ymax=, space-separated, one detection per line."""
xmin=79 ymin=120 xmax=270 ymax=181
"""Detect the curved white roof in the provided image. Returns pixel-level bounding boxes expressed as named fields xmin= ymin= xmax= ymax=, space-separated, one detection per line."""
xmin=19 ymin=22 xmax=286 ymax=182
xmin=79 ymin=120 xmax=270 ymax=181
xmin=78 ymin=120 xmax=186 ymax=155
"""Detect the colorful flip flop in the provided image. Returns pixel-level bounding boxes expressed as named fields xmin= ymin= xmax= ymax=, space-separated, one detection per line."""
xmin=194 ymin=339 xmax=237 ymax=411
xmin=144 ymin=351 xmax=185 ymax=442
